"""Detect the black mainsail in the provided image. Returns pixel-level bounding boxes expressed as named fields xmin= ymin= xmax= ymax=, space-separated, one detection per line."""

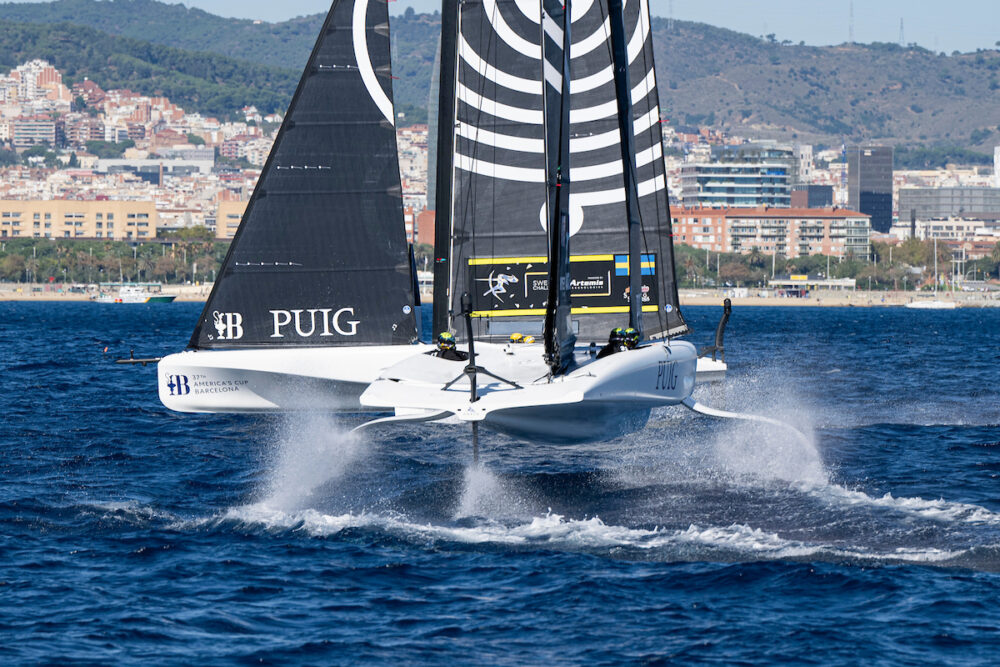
xmin=435 ymin=0 xmax=688 ymax=344
xmin=190 ymin=0 xmax=418 ymax=349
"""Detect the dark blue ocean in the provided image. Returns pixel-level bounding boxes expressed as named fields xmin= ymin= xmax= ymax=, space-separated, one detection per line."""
xmin=2 ymin=302 xmax=1000 ymax=664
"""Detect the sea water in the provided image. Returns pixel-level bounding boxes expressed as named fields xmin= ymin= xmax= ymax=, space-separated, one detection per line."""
xmin=2 ymin=302 xmax=999 ymax=664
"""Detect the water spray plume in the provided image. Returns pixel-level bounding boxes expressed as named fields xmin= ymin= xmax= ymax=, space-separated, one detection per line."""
xmin=259 ymin=413 xmax=364 ymax=512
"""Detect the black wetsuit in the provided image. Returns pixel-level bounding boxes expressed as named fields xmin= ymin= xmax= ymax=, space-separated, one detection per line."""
xmin=596 ymin=343 xmax=627 ymax=360
xmin=434 ymin=348 xmax=469 ymax=362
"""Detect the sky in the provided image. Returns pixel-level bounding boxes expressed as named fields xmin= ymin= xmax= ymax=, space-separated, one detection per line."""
xmin=7 ymin=0 xmax=997 ymax=54
xmin=158 ymin=0 xmax=998 ymax=54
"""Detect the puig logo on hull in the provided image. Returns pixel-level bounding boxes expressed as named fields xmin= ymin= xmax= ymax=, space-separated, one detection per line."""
xmin=270 ymin=308 xmax=360 ymax=338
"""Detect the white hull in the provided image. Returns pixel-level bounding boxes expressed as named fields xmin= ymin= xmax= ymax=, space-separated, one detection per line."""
xmin=157 ymin=345 xmax=432 ymax=413
xmin=904 ymin=299 xmax=957 ymax=310
xmin=158 ymin=341 xmax=716 ymax=441
xmin=360 ymin=341 xmax=698 ymax=444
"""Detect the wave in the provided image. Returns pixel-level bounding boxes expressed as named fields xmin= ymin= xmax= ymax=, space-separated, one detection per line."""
xmin=805 ymin=483 xmax=1000 ymax=525
xmin=182 ymin=503 xmax=971 ymax=567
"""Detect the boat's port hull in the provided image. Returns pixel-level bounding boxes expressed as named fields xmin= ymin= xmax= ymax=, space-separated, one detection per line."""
xmin=157 ymin=344 xmax=431 ymax=413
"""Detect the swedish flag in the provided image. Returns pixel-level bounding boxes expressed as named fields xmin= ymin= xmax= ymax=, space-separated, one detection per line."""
xmin=614 ymin=254 xmax=655 ymax=276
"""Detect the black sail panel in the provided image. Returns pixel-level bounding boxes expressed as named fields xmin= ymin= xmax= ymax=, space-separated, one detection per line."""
xmin=190 ymin=0 xmax=418 ymax=349
xmin=443 ymin=0 xmax=687 ymax=343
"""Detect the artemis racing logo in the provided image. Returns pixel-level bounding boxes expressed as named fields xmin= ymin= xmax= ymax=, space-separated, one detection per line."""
xmin=270 ymin=308 xmax=360 ymax=338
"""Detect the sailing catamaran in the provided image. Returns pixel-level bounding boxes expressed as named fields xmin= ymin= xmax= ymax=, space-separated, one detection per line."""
xmin=157 ymin=0 xmax=732 ymax=443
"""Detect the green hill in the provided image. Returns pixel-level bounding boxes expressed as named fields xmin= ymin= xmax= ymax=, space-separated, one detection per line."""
xmin=0 ymin=1 xmax=998 ymax=153
xmin=0 ymin=19 xmax=297 ymax=118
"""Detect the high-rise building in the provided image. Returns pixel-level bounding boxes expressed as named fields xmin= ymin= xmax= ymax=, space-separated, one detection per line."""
xmin=847 ymin=145 xmax=893 ymax=233
xmin=795 ymin=145 xmax=813 ymax=184
xmin=791 ymin=184 xmax=834 ymax=208
xmin=994 ymin=146 xmax=1000 ymax=189
xmin=898 ymin=187 xmax=1000 ymax=220
xmin=679 ymin=162 xmax=791 ymax=208
xmin=680 ymin=143 xmax=795 ymax=208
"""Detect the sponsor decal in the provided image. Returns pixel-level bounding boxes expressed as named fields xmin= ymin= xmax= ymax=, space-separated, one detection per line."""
xmin=170 ymin=373 xmax=250 ymax=395
xmin=212 ymin=311 xmax=244 ymax=341
xmin=479 ymin=272 xmax=519 ymax=302
xmin=165 ymin=374 xmax=190 ymax=396
xmin=655 ymin=361 xmax=677 ymax=392
xmin=467 ymin=254 xmax=661 ymax=316
xmin=269 ymin=308 xmax=360 ymax=338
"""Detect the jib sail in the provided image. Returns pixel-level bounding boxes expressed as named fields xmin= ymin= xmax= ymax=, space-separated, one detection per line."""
xmin=190 ymin=0 xmax=418 ymax=349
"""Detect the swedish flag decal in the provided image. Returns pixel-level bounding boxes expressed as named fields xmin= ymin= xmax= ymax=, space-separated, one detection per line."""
xmin=614 ymin=254 xmax=655 ymax=276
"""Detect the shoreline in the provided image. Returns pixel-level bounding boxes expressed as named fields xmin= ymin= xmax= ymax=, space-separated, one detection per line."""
xmin=1 ymin=285 xmax=997 ymax=308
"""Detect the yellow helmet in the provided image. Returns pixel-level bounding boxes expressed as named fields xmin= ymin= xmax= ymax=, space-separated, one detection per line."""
xmin=509 ymin=333 xmax=524 ymax=343
xmin=523 ymin=335 xmax=535 ymax=344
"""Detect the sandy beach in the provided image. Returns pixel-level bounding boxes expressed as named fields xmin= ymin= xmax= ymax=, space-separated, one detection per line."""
xmin=2 ymin=283 xmax=997 ymax=308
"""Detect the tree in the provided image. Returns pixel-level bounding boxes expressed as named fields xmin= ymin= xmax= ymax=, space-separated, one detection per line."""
xmin=185 ymin=133 xmax=205 ymax=146
xmin=719 ymin=262 xmax=752 ymax=285
xmin=1 ymin=254 xmax=26 ymax=281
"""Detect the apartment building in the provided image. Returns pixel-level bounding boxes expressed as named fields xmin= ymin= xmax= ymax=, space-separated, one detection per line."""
xmin=0 ymin=200 xmax=158 ymax=240
xmin=672 ymin=207 xmax=871 ymax=258
xmin=215 ymin=200 xmax=248 ymax=239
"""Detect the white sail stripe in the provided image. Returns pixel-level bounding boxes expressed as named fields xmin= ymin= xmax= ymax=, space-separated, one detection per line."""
xmin=482 ymin=0 xmax=541 ymax=59
xmin=352 ymin=0 xmax=393 ymax=126
xmin=542 ymin=11 xmax=563 ymax=44
xmin=570 ymin=142 xmax=662 ymax=181
xmin=569 ymin=106 xmax=660 ymax=152
xmin=572 ymin=16 xmax=611 ymax=58
xmin=457 ymin=122 xmax=544 ymax=153
xmin=627 ymin=0 xmax=651 ymax=65
xmin=459 ymin=37 xmax=541 ymax=94
xmin=572 ymin=0 xmax=598 ymax=22
xmin=544 ymin=61 xmax=563 ymax=90
xmin=569 ymin=67 xmax=655 ymax=123
xmin=570 ymin=174 xmax=666 ymax=207
xmin=513 ymin=0 xmax=541 ymax=24
xmin=457 ymin=83 xmax=543 ymax=124
xmin=569 ymin=2 xmax=648 ymax=91
xmin=456 ymin=106 xmax=659 ymax=156
xmin=518 ymin=0 xmax=598 ymax=24
xmin=637 ymin=173 xmax=667 ymax=197
xmin=455 ymin=153 xmax=545 ymax=182
xmin=571 ymin=65 xmax=614 ymax=94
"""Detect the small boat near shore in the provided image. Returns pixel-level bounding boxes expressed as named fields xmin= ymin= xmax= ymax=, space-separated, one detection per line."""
xmin=904 ymin=299 xmax=957 ymax=310
xmin=95 ymin=283 xmax=176 ymax=304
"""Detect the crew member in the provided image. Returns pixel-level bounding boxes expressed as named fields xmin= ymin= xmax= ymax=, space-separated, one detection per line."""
xmin=596 ymin=327 xmax=627 ymax=359
xmin=509 ymin=333 xmax=524 ymax=344
xmin=622 ymin=327 xmax=640 ymax=350
xmin=434 ymin=331 xmax=468 ymax=361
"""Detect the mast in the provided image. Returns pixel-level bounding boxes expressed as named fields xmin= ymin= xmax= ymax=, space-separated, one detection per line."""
xmin=542 ymin=0 xmax=576 ymax=374
xmin=432 ymin=0 xmax=460 ymax=337
xmin=608 ymin=0 xmax=642 ymax=339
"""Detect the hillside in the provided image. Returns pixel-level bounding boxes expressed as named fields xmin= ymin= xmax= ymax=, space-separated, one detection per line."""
xmin=0 ymin=19 xmax=297 ymax=118
xmin=0 ymin=0 xmax=999 ymax=153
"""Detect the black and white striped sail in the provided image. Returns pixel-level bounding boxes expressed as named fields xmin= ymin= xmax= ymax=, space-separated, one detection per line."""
xmin=439 ymin=0 xmax=688 ymax=342
xmin=190 ymin=0 xmax=418 ymax=349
